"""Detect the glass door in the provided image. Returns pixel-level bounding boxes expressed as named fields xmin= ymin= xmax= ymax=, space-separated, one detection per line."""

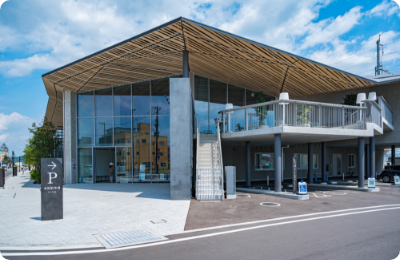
xmin=116 ymin=147 xmax=132 ymax=183
xmin=333 ymin=154 xmax=342 ymax=176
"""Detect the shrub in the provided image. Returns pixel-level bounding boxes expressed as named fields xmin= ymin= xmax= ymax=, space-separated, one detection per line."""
xmin=30 ymin=170 xmax=41 ymax=184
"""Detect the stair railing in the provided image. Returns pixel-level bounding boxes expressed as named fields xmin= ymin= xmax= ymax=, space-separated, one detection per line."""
xmin=216 ymin=119 xmax=224 ymax=200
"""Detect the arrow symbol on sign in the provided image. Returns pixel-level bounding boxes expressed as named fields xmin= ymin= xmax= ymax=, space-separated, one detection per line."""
xmin=48 ymin=162 xmax=56 ymax=170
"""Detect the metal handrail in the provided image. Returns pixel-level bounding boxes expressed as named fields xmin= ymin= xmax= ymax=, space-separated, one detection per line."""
xmin=216 ymin=119 xmax=224 ymax=200
xmin=196 ymin=119 xmax=200 ymax=198
xmin=378 ymin=96 xmax=393 ymax=113
xmin=219 ymin=99 xmax=367 ymax=114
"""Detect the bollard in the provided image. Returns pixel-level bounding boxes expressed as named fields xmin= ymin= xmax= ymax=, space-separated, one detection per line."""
xmin=0 ymin=168 xmax=4 ymax=189
xmin=314 ymin=173 xmax=317 ymax=182
xmin=394 ymin=174 xmax=400 ymax=185
xmin=267 ymin=176 xmax=269 ymax=186
xmin=326 ymin=173 xmax=329 ymax=182
xmin=368 ymin=176 xmax=375 ymax=189
xmin=297 ymin=179 xmax=307 ymax=195
xmin=13 ymin=167 xmax=17 ymax=177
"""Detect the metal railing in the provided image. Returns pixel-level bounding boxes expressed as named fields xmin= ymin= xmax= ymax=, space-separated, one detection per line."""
xmin=364 ymin=100 xmax=381 ymax=127
xmin=378 ymin=96 xmax=393 ymax=126
xmin=216 ymin=119 xmax=224 ymax=200
xmin=195 ymin=119 xmax=200 ymax=199
xmin=219 ymin=99 xmax=367 ymax=133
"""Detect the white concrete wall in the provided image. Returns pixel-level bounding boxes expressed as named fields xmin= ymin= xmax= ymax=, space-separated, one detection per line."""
xmin=170 ymin=78 xmax=192 ymax=200
xmin=63 ymin=91 xmax=77 ymax=184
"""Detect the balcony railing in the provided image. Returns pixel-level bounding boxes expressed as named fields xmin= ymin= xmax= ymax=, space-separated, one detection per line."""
xmin=364 ymin=100 xmax=381 ymax=127
xmin=377 ymin=96 xmax=393 ymax=126
xmin=219 ymin=100 xmax=367 ymax=133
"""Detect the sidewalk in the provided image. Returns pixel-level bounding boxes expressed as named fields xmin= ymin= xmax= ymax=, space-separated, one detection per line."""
xmin=0 ymin=172 xmax=190 ymax=250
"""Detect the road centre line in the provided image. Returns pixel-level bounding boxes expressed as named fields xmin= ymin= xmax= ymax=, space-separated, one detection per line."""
xmin=3 ymin=205 xmax=400 ymax=257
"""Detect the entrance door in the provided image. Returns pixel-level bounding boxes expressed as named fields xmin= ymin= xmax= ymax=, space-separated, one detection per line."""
xmin=93 ymin=148 xmax=115 ymax=183
xmin=332 ymin=154 xmax=342 ymax=176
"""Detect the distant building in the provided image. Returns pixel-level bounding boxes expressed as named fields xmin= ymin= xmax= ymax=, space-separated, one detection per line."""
xmin=0 ymin=143 xmax=9 ymax=167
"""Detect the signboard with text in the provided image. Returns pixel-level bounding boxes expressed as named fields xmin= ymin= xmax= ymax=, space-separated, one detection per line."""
xmin=41 ymin=158 xmax=63 ymax=221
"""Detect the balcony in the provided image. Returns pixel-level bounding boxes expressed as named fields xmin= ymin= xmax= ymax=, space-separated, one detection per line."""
xmin=218 ymin=99 xmax=391 ymax=144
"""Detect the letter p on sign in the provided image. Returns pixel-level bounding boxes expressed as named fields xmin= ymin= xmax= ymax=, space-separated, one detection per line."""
xmin=48 ymin=172 xmax=57 ymax=184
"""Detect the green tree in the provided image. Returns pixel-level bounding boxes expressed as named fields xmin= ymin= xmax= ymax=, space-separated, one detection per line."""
xmin=255 ymin=92 xmax=270 ymax=126
xmin=23 ymin=118 xmax=62 ymax=182
xmin=343 ymin=93 xmax=357 ymax=106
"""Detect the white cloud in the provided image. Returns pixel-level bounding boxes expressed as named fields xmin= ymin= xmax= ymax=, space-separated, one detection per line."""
xmin=369 ymin=0 xmax=399 ymax=17
xmin=0 ymin=0 xmax=399 ymax=78
xmin=0 ymin=112 xmax=34 ymax=156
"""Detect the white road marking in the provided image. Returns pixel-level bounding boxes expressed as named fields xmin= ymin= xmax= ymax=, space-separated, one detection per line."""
xmin=3 ymin=205 xmax=400 ymax=257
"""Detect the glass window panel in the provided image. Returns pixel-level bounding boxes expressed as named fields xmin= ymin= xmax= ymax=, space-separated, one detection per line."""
xmin=116 ymin=147 xmax=132 ymax=183
xmin=77 ymin=91 xmax=94 ymax=117
xmin=195 ymin=75 xmax=209 ymax=134
xmin=114 ymin=85 xmax=131 ymax=116
xmin=228 ymin=85 xmax=244 ymax=107
xmin=209 ymin=80 xmax=226 ymax=134
xmin=151 ymin=78 xmax=170 ymax=115
xmin=151 ymin=116 xmax=170 ymax=182
xmin=78 ymin=148 xmax=92 ymax=183
xmin=295 ymin=153 xmax=308 ymax=169
xmin=133 ymin=117 xmax=151 ymax=182
xmin=255 ymin=153 xmax=274 ymax=170
xmin=95 ymin=117 xmax=113 ymax=146
xmin=313 ymin=154 xmax=318 ymax=169
xmin=95 ymin=88 xmax=113 ymax=117
xmin=78 ymin=118 xmax=94 ymax=146
xmin=114 ymin=117 xmax=131 ymax=146
xmin=132 ymin=81 xmax=150 ymax=116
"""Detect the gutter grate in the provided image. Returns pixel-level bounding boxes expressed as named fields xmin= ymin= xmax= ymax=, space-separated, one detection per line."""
xmin=95 ymin=229 xmax=167 ymax=248
xmin=237 ymin=194 xmax=251 ymax=198
xmin=260 ymin=202 xmax=280 ymax=207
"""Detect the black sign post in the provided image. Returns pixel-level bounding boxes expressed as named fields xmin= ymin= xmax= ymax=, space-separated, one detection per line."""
xmin=292 ymin=157 xmax=297 ymax=194
xmin=41 ymin=158 xmax=63 ymax=221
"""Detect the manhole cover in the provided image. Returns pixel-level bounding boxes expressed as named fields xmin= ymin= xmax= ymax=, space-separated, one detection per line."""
xmin=237 ymin=194 xmax=251 ymax=198
xmin=321 ymin=202 xmax=331 ymax=205
xmin=94 ymin=229 xmax=167 ymax=248
xmin=260 ymin=202 xmax=280 ymax=207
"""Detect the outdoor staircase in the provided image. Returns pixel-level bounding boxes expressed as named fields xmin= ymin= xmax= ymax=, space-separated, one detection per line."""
xmin=196 ymin=134 xmax=224 ymax=200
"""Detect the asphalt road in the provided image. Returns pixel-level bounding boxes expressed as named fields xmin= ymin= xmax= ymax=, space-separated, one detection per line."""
xmin=5 ymin=204 xmax=400 ymax=260
xmin=5 ymin=170 xmax=12 ymax=178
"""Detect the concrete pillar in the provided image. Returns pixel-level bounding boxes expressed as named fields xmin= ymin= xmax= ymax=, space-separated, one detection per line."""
xmin=370 ymin=137 xmax=375 ymax=178
xmin=321 ymin=142 xmax=326 ymax=182
xmin=365 ymin=144 xmax=370 ymax=179
xmin=358 ymin=138 xmax=365 ymax=188
xmin=274 ymin=134 xmax=282 ymax=192
xmin=183 ymin=50 xmax=189 ymax=78
xmin=391 ymin=145 xmax=395 ymax=166
xmin=63 ymin=91 xmax=77 ymax=184
xmin=245 ymin=141 xmax=251 ymax=187
xmin=308 ymin=143 xmax=313 ymax=183
xmin=170 ymin=78 xmax=192 ymax=200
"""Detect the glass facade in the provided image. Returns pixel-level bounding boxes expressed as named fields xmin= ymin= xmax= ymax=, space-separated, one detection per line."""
xmin=77 ymin=77 xmax=171 ymax=183
xmin=194 ymin=75 xmax=274 ymax=133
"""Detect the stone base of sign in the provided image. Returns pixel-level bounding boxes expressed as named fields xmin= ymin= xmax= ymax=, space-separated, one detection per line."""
xmin=236 ymin=188 xmax=309 ymax=200
xmin=308 ymin=183 xmax=380 ymax=192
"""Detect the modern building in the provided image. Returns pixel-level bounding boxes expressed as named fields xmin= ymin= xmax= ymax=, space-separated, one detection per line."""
xmin=41 ymin=17 xmax=399 ymax=200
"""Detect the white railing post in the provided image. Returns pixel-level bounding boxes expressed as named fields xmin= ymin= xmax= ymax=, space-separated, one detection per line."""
xmin=245 ymin=108 xmax=248 ymax=131
xmin=222 ymin=112 xmax=225 ymax=133
xmin=342 ymin=106 xmax=345 ymax=128
xmin=227 ymin=113 xmax=231 ymax=132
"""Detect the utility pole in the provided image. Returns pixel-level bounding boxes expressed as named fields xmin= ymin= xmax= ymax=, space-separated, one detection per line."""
xmin=375 ymin=35 xmax=384 ymax=75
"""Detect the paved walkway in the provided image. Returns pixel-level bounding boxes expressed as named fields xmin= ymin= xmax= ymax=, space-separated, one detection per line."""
xmin=0 ymin=172 xmax=190 ymax=250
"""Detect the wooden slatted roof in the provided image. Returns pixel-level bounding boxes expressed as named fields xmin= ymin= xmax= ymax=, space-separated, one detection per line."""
xmin=42 ymin=17 xmax=377 ymax=127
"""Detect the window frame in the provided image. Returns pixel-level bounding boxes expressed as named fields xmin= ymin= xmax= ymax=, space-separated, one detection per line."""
xmin=348 ymin=154 xmax=356 ymax=168
xmin=313 ymin=154 xmax=318 ymax=169
xmin=254 ymin=152 xmax=275 ymax=171
xmin=294 ymin=153 xmax=308 ymax=169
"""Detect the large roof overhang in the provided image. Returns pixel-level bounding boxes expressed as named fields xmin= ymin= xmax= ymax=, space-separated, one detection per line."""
xmin=42 ymin=17 xmax=384 ymax=127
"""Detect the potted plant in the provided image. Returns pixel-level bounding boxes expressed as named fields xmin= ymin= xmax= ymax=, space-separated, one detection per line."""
xmin=255 ymin=92 xmax=269 ymax=129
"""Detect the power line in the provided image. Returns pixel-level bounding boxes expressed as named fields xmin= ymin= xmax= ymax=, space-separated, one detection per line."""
xmin=343 ymin=50 xmax=400 ymax=70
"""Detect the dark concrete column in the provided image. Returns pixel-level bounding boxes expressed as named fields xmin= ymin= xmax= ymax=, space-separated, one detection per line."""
xmin=321 ymin=142 xmax=326 ymax=181
xmin=308 ymin=143 xmax=313 ymax=183
xmin=391 ymin=145 xmax=395 ymax=166
xmin=365 ymin=144 xmax=370 ymax=179
xmin=183 ymin=50 xmax=189 ymax=78
xmin=358 ymin=138 xmax=365 ymax=188
xmin=246 ymin=141 xmax=251 ymax=187
xmin=274 ymin=134 xmax=282 ymax=192
xmin=370 ymin=137 xmax=375 ymax=178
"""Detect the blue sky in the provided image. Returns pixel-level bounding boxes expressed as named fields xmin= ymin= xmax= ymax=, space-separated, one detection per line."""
xmin=0 ymin=0 xmax=399 ymax=155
